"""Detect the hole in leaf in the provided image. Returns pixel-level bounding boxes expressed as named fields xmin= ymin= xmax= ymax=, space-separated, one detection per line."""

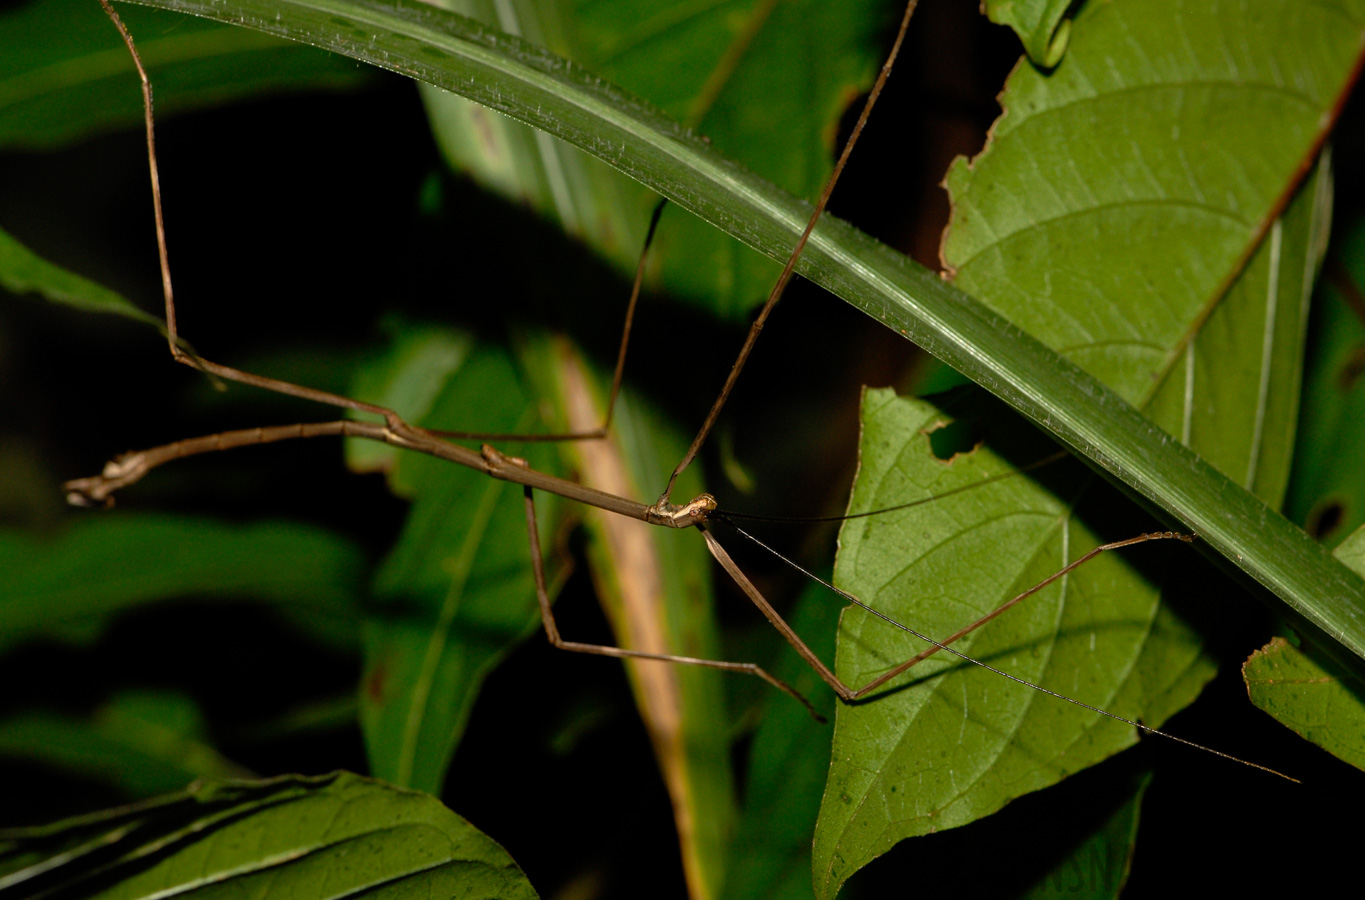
xmin=1306 ymin=498 xmax=1347 ymax=540
xmin=926 ymin=418 xmax=981 ymax=461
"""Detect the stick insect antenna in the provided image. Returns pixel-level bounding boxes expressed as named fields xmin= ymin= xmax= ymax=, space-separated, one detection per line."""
xmin=660 ymin=0 xmax=921 ymax=504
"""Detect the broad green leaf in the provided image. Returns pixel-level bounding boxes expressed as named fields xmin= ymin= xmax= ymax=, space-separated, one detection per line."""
xmin=423 ymin=0 xmax=899 ymax=320
xmin=0 ymin=225 xmax=162 ymax=330
xmin=815 ymin=389 xmax=1206 ymax=898
xmin=818 ymin=0 xmax=1349 ymax=888
xmin=356 ymin=334 xmax=568 ymax=794
xmin=1284 ymin=219 xmax=1365 ymax=547
xmin=0 ymin=690 xmax=251 ymax=796
xmin=943 ymin=0 xmax=1338 ymax=466
xmin=0 ymin=514 xmax=364 ymax=654
xmin=0 ymin=771 xmax=538 ymax=899
xmin=114 ymin=0 xmax=1365 ymax=698
xmin=982 ymin=0 xmax=1073 ymax=67
xmin=0 ymin=0 xmax=368 ymax=147
xmin=824 ymin=756 xmax=1153 ymax=897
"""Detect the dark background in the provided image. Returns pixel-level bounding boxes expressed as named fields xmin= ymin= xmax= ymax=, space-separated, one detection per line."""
xmin=3 ymin=0 xmax=1364 ymax=897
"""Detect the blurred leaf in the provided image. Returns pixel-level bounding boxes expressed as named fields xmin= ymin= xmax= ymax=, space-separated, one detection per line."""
xmin=981 ymin=0 xmax=1073 ymax=67
xmin=356 ymin=333 xmax=567 ymax=795
xmin=410 ymin=3 xmax=899 ymax=884
xmin=533 ymin=336 xmax=736 ymax=900
xmin=0 ymin=690 xmax=252 ymax=797
xmin=720 ymin=579 xmax=838 ymax=900
xmin=1015 ymin=771 xmax=1148 ymax=898
xmin=0 ymin=771 xmax=538 ymax=899
xmin=345 ymin=320 xmax=474 ymax=477
xmin=0 ymin=514 xmax=364 ymax=654
xmin=0 ymin=226 xmax=162 ymax=330
xmin=0 ymin=0 xmax=369 ymax=148
xmin=425 ymin=0 xmax=900 ymax=320
xmin=1284 ymin=220 xmax=1365 ymax=547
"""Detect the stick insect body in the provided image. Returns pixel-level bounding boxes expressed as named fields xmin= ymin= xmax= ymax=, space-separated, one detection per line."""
xmin=68 ymin=0 xmax=1291 ymax=782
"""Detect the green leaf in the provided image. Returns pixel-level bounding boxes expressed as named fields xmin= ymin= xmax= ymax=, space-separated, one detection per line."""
xmin=344 ymin=319 xmax=475 ymax=477
xmin=1284 ymin=219 xmax=1365 ymax=547
xmin=0 ymin=0 xmax=369 ymax=147
xmin=982 ymin=0 xmax=1074 ymax=67
xmin=943 ymin=0 xmax=1336 ymax=483
xmin=815 ymin=389 xmax=1209 ymax=897
xmin=0 ymin=514 xmax=364 ymax=654
xmin=422 ymin=0 xmax=898 ymax=319
xmin=0 ymin=771 xmax=538 ymax=899
xmin=112 ymin=0 xmax=1365 ymax=695
xmin=356 ymin=333 xmax=567 ymax=794
xmin=819 ymin=0 xmax=1350 ymax=887
xmin=1016 ymin=770 xmax=1148 ymax=899
xmin=0 ymin=690 xmax=251 ymax=796
xmin=1242 ymin=526 xmax=1365 ymax=771
xmin=0 ymin=225 xmax=162 ymax=330
xmin=1243 ymin=635 xmax=1365 ymax=771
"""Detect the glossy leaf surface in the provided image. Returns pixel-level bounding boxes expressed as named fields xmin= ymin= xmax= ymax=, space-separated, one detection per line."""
xmin=0 ymin=772 xmax=538 ymax=899
xmin=816 ymin=389 xmax=1206 ymax=897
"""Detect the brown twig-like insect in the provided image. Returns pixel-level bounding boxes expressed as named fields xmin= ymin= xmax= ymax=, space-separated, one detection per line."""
xmin=67 ymin=0 xmax=1291 ymax=782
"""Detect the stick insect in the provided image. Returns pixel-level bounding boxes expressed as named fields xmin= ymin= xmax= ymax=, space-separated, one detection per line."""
xmin=36 ymin=0 xmax=1322 ymax=894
